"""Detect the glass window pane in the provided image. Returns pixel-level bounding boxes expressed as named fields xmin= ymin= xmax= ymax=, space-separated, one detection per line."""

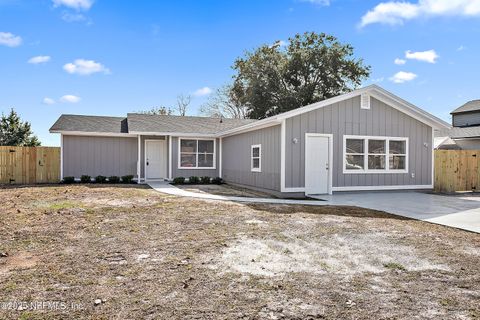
xmin=390 ymin=140 xmax=406 ymax=154
xmin=252 ymin=158 xmax=260 ymax=169
xmin=368 ymin=140 xmax=385 ymax=154
xmin=180 ymin=154 xmax=196 ymax=167
xmin=389 ymin=155 xmax=406 ymax=170
xmin=198 ymin=140 xmax=214 ymax=153
xmin=181 ymin=140 xmax=197 ymax=153
xmin=368 ymin=155 xmax=386 ymax=170
xmin=346 ymin=139 xmax=364 ymax=154
xmin=345 ymin=155 xmax=364 ymax=170
xmin=252 ymin=147 xmax=260 ymax=158
xmin=198 ymin=154 xmax=214 ymax=168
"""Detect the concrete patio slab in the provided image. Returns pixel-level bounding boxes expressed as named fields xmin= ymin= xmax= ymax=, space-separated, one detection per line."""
xmin=148 ymin=182 xmax=480 ymax=233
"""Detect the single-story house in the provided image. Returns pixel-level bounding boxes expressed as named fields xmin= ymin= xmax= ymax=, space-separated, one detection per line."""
xmin=435 ymin=100 xmax=480 ymax=150
xmin=50 ymin=85 xmax=450 ymax=197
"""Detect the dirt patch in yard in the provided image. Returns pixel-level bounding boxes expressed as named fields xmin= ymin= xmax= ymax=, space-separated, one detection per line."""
xmin=177 ymin=183 xmax=275 ymax=198
xmin=0 ymin=184 xmax=479 ymax=319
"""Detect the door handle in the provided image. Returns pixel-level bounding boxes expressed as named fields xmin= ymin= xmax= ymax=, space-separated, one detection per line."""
xmin=326 ymin=163 xmax=329 ymax=170
xmin=147 ymin=161 xmax=149 ymax=166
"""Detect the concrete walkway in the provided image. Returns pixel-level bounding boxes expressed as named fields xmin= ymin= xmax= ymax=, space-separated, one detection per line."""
xmin=148 ymin=182 xmax=480 ymax=233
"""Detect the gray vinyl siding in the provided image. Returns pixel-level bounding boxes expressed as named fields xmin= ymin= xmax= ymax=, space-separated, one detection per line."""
xmin=63 ymin=135 xmax=137 ymax=178
xmin=285 ymin=96 xmax=433 ymax=188
xmin=171 ymin=137 xmax=219 ymax=178
xmin=139 ymin=135 xmax=167 ymax=179
xmin=453 ymin=112 xmax=480 ymax=127
xmin=222 ymin=125 xmax=281 ymax=192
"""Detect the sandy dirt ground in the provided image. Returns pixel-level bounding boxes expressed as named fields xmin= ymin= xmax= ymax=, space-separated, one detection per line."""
xmin=0 ymin=184 xmax=479 ymax=319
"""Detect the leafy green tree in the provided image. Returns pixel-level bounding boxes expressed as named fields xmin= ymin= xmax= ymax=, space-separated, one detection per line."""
xmin=232 ymin=32 xmax=371 ymax=119
xmin=0 ymin=109 xmax=40 ymax=146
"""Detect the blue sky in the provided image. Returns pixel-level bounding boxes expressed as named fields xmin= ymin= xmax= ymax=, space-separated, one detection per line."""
xmin=1 ymin=0 xmax=479 ymax=146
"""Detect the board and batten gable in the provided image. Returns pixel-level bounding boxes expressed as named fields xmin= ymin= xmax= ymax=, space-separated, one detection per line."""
xmin=222 ymin=125 xmax=281 ymax=192
xmin=63 ymin=135 xmax=138 ymax=178
xmin=285 ymin=96 xmax=433 ymax=189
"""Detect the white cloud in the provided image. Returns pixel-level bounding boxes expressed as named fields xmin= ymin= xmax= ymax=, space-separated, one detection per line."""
xmin=28 ymin=55 xmax=51 ymax=64
xmin=390 ymin=71 xmax=418 ymax=83
xmin=52 ymin=0 xmax=93 ymax=10
xmin=405 ymin=49 xmax=439 ymax=63
xmin=63 ymin=59 xmax=109 ymax=75
xmin=360 ymin=0 xmax=480 ymax=27
xmin=457 ymin=45 xmax=466 ymax=51
xmin=299 ymin=0 xmax=330 ymax=6
xmin=0 ymin=32 xmax=22 ymax=47
xmin=394 ymin=58 xmax=406 ymax=65
xmin=43 ymin=97 xmax=56 ymax=105
xmin=193 ymin=87 xmax=212 ymax=97
xmin=61 ymin=12 xmax=86 ymax=22
xmin=60 ymin=95 xmax=81 ymax=103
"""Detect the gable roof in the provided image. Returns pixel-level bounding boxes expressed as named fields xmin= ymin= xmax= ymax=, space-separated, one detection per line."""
xmin=220 ymin=85 xmax=451 ymax=137
xmin=451 ymin=100 xmax=480 ymax=114
xmin=50 ymin=115 xmax=129 ymax=134
xmin=49 ymin=113 xmax=255 ymax=136
xmin=126 ymin=113 xmax=255 ymax=135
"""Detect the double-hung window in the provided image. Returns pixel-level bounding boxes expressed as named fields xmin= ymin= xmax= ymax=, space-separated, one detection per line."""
xmin=251 ymin=144 xmax=261 ymax=172
xmin=344 ymin=136 xmax=408 ymax=173
xmin=179 ymin=139 xmax=215 ymax=169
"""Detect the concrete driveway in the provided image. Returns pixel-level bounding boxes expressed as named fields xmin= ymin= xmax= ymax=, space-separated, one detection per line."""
xmin=312 ymin=191 xmax=480 ymax=233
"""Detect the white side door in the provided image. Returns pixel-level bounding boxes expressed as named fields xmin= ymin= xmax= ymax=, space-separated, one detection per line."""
xmin=305 ymin=134 xmax=331 ymax=195
xmin=145 ymin=140 xmax=166 ymax=180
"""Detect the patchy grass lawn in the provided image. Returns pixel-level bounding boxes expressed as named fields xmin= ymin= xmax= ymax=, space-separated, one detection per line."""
xmin=0 ymin=185 xmax=479 ymax=319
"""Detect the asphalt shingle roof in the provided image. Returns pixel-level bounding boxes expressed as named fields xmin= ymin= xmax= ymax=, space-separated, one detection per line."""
xmin=49 ymin=113 xmax=256 ymax=135
xmin=448 ymin=126 xmax=480 ymax=139
xmin=126 ymin=113 xmax=256 ymax=135
xmin=451 ymin=100 xmax=480 ymax=114
xmin=50 ymin=115 xmax=128 ymax=133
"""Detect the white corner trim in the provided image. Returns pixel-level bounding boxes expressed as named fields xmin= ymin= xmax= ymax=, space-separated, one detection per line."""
xmin=168 ymin=136 xmax=172 ymax=180
xmin=177 ymin=137 xmax=217 ymax=170
xmin=219 ymin=137 xmax=223 ymax=178
xmin=342 ymin=135 xmax=409 ymax=174
xmin=332 ymin=184 xmax=433 ymax=192
xmin=431 ymin=129 xmax=435 ymax=187
xmin=251 ymin=144 xmax=262 ymax=172
xmin=60 ymin=134 xmax=64 ymax=180
xmin=137 ymin=135 xmax=141 ymax=181
xmin=280 ymin=119 xmax=286 ymax=192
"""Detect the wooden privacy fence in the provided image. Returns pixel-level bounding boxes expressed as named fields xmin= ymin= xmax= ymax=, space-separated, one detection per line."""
xmin=434 ymin=150 xmax=480 ymax=193
xmin=0 ymin=146 xmax=60 ymax=184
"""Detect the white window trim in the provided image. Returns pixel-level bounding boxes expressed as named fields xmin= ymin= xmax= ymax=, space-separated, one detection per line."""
xmin=343 ymin=135 xmax=409 ymax=174
xmin=178 ymin=137 xmax=216 ymax=170
xmin=251 ymin=144 xmax=261 ymax=172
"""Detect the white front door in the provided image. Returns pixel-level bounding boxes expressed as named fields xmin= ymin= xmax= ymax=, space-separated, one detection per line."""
xmin=305 ymin=134 xmax=331 ymax=195
xmin=145 ymin=140 xmax=166 ymax=180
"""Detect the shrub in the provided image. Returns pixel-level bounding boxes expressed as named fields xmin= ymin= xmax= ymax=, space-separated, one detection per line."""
xmin=95 ymin=175 xmax=107 ymax=183
xmin=188 ymin=176 xmax=200 ymax=184
xmin=172 ymin=177 xmax=185 ymax=185
xmin=121 ymin=175 xmax=135 ymax=184
xmin=212 ymin=177 xmax=224 ymax=185
xmin=62 ymin=176 xmax=75 ymax=184
xmin=108 ymin=176 xmax=120 ymax=184
xmin=80 ymin=175 xmax=91 ymax=183
xmin=201 ymin=176 xmax=211 ymax=184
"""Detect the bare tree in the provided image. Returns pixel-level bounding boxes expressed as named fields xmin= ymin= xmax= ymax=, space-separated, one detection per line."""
xmin=200 ymin=85 xmax=247 ymax=119
xmin=136 ymin=106 xmax=172 ymax=115
xmin=176 ymin=94 xmax=191 ymax=116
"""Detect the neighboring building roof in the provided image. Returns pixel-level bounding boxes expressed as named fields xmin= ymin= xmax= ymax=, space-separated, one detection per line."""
xmin=126 ymin=113 xmax=256 ymax=135
xmin=448 ymin=126 xmax=480 ymax=139
xmin=50 ymin=115 xmax=128 ymax=134
xmin=451 ymin=100 xmax=480 ymax=114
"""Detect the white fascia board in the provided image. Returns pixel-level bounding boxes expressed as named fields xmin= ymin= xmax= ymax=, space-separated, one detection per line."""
xmin=130 ymin=131 xmax=216 ymax=138
xmin=219 ymin=120 xmax=282 ymax=138
xmin=51 ymin=130 xmax=136 ymax=137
